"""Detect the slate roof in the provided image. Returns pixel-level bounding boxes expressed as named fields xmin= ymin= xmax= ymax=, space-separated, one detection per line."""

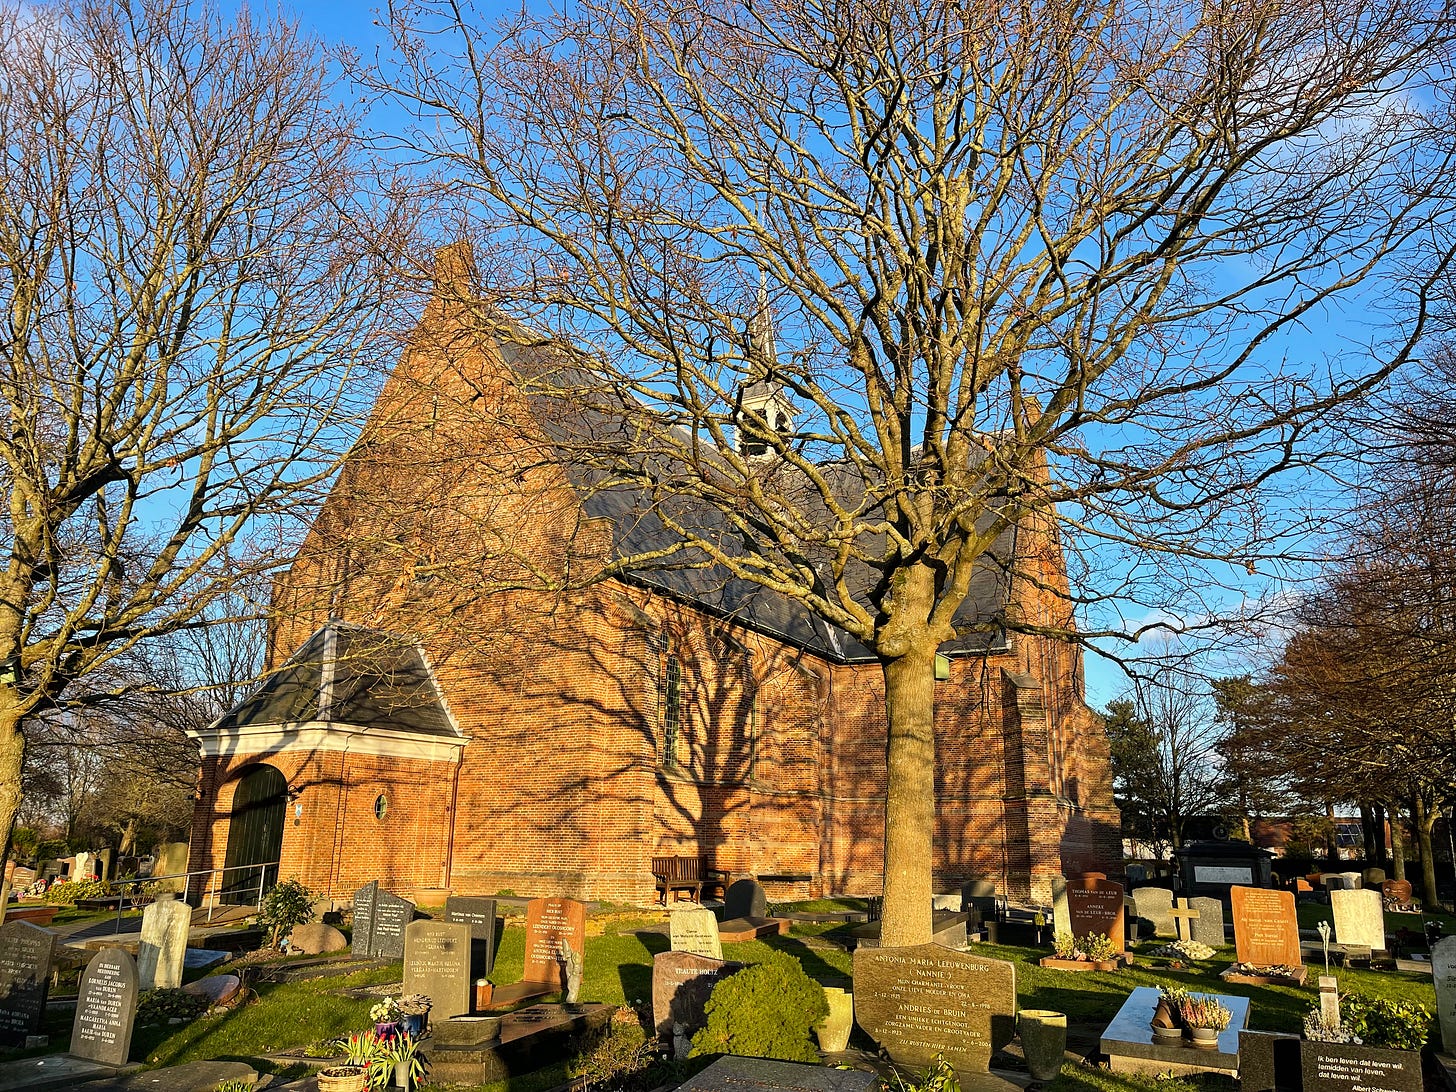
xmin=491 ymin=330 xmax=1015 ymax=664
xmin=212 ymin=622 xmax=458 ymax=735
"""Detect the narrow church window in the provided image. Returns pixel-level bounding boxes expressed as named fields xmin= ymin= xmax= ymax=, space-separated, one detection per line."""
xmin=663 ymin=655 xmax=681 ymax=768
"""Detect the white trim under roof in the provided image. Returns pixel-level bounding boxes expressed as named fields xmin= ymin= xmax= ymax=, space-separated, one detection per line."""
xmin=188 ymin=720 xmax=467 ymax=764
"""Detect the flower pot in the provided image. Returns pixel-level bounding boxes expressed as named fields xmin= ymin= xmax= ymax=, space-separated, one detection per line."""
xmin=317 ymin=1066 xmax=368 ymax=1092
xmin=400 ymin=1012 xmax=427 ymax=1037
xmin=394 ymin=1060 xmax=410 ymax=1090
xmin=475 ymin=980 xmax=494 ymax=1011
xmin=1017 ymin=1009 xmax=1067 ymax=1080
xmin=814 ymin=987 xmax=854 ymax=1053
xmin=1151 ymin=1025 xmax=1183 ymax=1045
xmin=1188 ymin=1026 xmax=1220 ymax=1049
xmin=375 ymin=1021 xmax=399 ymax=1039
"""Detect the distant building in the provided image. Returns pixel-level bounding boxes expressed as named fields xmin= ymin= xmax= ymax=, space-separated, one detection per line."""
xmin=186 ymin=248 xmax=1120 ymax=905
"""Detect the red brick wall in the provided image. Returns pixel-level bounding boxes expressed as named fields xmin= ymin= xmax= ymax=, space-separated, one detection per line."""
xmin=192 ymin=259 xmax=1121 ymax=905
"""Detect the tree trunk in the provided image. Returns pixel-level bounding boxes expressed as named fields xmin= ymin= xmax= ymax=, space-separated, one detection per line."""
xmin=1390 ymin=802 xmax=1406 ymax=882
xmin=0 ymin=694 xmax=26 ymax=911
xmin=1412 ymin=793 xmax=1439 ymax=910
xmin=1372 ymin=802 xmax=1387 ymax=868
xmin=879 ymin=643 xmax=937 ymax=947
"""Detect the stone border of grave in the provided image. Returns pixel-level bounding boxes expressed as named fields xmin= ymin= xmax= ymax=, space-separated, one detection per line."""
xmin=1220 ymin=964 xmax=1309 ymax=987
xmin=1038 ymin=954 xmax=1128 ymax=972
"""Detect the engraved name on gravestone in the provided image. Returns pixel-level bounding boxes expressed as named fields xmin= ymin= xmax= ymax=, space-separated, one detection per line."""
xmin=404 ymin=920 xmax=472 ymax=1020
xmin=651 ymin=951 xmax=742 ymax=1040
xmin=352 ymin=881 xmax=379 ymax=957
xmin=853 ymin=944 xmax=1016 ymax=1075
xmin=445 ymin=896 xmax=499 ymax=981
xmin=1331 ymin=889 xmax=1386 ymax=951
xmin=1065 ymin=875 xmax=1125 ymax=953
xmin=70 ymin=947 xmax=138 ymax=1067
xmin=1189 ymin=897 xmax=1226 ymax=949
xmin=0 ymin=921 xmax=56 ymax=1047
xmin=1433 ymin=936 xmax=1456 ymax=1057
xmin=1231 ymin=886 xmax=1302 ymax=968
xmin=523 ymin=897 xmax=587 ymax=989
xmin=138 ymin=895 xmax=191 ymax=991
xmin=670 ymin=907 xmax=724 ymax=959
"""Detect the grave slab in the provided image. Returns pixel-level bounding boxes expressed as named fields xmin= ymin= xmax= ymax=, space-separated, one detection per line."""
xmin=445 ymin=896 xmax=499 ymax=981
xmin=718 ymin=917 xmax=790 ymax=943
xmin=1238 ymin=1030 xmax=1301 ymax=1092
xmin=427 ymin=1002 xmax=614 ymax=1086
xmin=136 ymin=897 xmax=190 ymax=991
xmin=70 ymin=948 xmax=138 ymax=1067
xmin=672 ymin=1056 xmax=878 ymax=1092
xmin=1330 ymin=889 xmax=1386 ymax=950
xmin=403 ymin=920 xmax=472 ymax=1020
xmin=0 ymin=1055 xmax=136 ymax=1092
xmin=849 ymin=911 xmax=969 ymax=950
xmin=1100 ymin=986 xmax=1249 ymax=1077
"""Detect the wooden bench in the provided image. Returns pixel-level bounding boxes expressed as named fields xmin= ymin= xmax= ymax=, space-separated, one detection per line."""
xmin=651 ymin=856 xmax=727 ymax=905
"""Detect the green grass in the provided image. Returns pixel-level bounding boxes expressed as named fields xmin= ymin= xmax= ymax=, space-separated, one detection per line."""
xmin=113 ymin=924 xmax=1438 ymax=1092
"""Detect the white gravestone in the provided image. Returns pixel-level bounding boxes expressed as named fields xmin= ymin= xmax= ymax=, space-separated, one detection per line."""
xmin=669 ymin=906 xmax=724 ymax=959
xmin=1329 ymin=889 xmax=1384 ymax=951
xmin=138 ymin=895 xmax=191 ymax=990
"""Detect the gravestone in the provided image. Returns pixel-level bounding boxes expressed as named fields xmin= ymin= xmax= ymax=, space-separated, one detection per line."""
xmin=1189 ymin=897 xmax=1225 ymax=948
xmin=1433 ymin=937 xmax=1456 ymax=1055
xmin=1330 ymin=888 xmax=1385 ymax=950
xmin=1382 ymin=879 xmax=1414 ymax=906
xmin=96 ymin=848 xmax=114 ymax=881
xmin=74 ymin=851 xmax=93 ymax=881
xmin=1051 ymin=876 xmax=1070 ymax=938
xmin=446 ymin=896 xmax=499 ymax=980
xmin=1230 ymin=886 xmax=1302 ymax=968
xmin=1299 ymin=1041 xmax=1421 ymax=1092
xmin=651 ymin=951 xmax=741 ymax=1043
xmin=138 ymin=894 xmax=191 ymax=991
xmin=1170 ymin=898 xmax=1201 ymax=942
xmin=960 ymin=877 xmax=997 ymax=918
xmin=1338 ymin=871 xmax=1363 ymax=890
xmin=522 ymin=897 xmax=587 ymax=989
xmin=70 ymin=948 xmax=138 ymax=1067
xmin=0 ymin=921 xmax=56 ymax=1047
xmin=1239 ymin=1030 xmax=1303 ymax=1092
xmin=724 ymin=879 xmax=767 ymax=920
xmin=1363 ymin=868 xmax=1386 ymax=887
xmin=290 ymin=923 xmax=348 ymax=955
xmin=404 ymin=920 xmax=472 ymax=1020
xmin=853 ymin=943 xmax=1016 ymax=1075
xmin=670 ymin=906 xmax=724 ymax=959
xmin=352 ymin=881 xmax=415 ymax=960
xmin=673 ymin=1057 xmax=877 ymax=1092
xmin=152 ymin=842 xmax=190 ymax=892
xmin=1065 ymin=875 xmax=1125 ymax=954
xmin=1130 ymin=887 xmax=1175 ymax=938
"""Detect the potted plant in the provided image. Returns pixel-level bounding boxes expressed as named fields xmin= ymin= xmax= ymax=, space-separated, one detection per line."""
xmin=1041 ymin=930 xmax=1119 ymax=971
xmin=395 ymin=995 xmax=431 ymax=1037
xmin=370 ymin=999 xmax=400 ymax=1038
xmin=377 ymin=1033 xmax=426 ymax=1091
xmin=318 ymin=1032 xmax=378 ymax=1092
xmin=1300 ymin=989 xmax=1432 ymax=1086
xmin=1151 ymin=986 xmax=1187 ymax=1044
xmin=1179 ymin=995 xmax=1232 ymax=1048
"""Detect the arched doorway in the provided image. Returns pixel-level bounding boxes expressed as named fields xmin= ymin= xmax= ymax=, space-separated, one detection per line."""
xmin=221 ymin=764 xmax=286 ymax=903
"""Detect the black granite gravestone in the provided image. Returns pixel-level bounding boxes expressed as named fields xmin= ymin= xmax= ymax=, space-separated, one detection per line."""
xmin=70 ymin=948 xmax=138 ymax=1067
xmin=445 ymin=896 xmax=499 ymax=980
xmin=0 ymin=920 xmax=56 ymax=1047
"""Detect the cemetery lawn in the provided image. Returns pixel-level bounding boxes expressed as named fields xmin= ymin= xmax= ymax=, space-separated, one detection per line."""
xmin=124 ymin=921 xmax=1438 ymax=1092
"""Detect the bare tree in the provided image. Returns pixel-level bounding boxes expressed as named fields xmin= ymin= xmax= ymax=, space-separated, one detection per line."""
xmin=0 ymin=0 xmax=406 ymax=901
xmin=374 ymin=0 xmax=1456 ymax=941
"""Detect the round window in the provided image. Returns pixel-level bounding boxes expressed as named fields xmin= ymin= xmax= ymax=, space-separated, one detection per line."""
xmin=373 ymin=794 xmax=389 ymax=820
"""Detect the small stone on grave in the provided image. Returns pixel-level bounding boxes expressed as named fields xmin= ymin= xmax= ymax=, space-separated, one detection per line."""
xmin=290 ymin=922 xmax=348 ymax=955
xmin=853 ymin=943 xmax=1015 ymax=1076
xmin=181 ymin=974 xmax=242 ymax=1007
xmin=137 ymin=895 xmax=191 ymax=991
xmin=71 ymin=947 xmax=139 ymax=1067
xmin=0 ymin=920 xmax=56 ymax=1048
xmin=670 ymin=906 xmax=724 ymax=959
xmin=404 ymin=920 xmax=472 ymax=1020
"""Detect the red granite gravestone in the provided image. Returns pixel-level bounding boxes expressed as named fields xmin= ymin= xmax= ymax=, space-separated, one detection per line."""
xmin=1230 ymin=886 xmax=1302 ymax=968
xmin=1065 ymin=875 xmax=1125 ymax=954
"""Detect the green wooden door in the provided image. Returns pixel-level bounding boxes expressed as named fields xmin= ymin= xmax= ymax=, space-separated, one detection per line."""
xmin=221 ymin=764 xmax=285 ymax=903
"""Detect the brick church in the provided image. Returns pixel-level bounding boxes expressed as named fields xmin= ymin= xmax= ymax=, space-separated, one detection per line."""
xmin=186 ymin=247 xmax=1120 ymax=906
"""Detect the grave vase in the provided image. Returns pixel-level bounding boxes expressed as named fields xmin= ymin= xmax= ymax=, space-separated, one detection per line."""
xmin=815 ymin=987 xmax=853 ymax=1053
xmin=1017 ymin=1010 xmax=1067 ymax=1081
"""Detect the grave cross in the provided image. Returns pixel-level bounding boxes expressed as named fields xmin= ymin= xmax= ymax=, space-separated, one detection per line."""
xmin=1170 ymin=898 xmax=1201 ymax=941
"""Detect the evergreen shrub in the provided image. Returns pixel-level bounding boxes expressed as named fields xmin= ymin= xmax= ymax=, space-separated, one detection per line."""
xmin=689 ymin=951 xmax=828 ymax=1063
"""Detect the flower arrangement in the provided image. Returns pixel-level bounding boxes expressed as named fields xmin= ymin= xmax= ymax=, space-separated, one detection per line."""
xmin=369 ymin=1000 xmax=399 ymax=1024
xmin=1152 ymin=939 xmax=1215 ymax=962
xmin=377 ymin=1032 xmax=427 ymax=1090
xmin=1051 ymin=931 xmax=1117 ymax=962
xmin=1178 ymin=995 xmax=1233 ymax=1032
